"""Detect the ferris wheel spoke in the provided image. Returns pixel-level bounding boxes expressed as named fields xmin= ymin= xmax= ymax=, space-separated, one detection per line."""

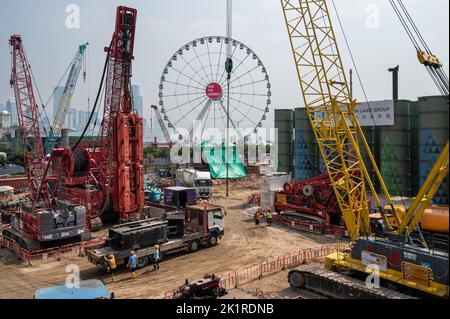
xmin=162 ymin=91 xmax=204 ymax=98
xmin=215 ymin=40 xmax=224 ymax=82
xmin=224 ymin=91 xmax=268 ymax=97
xmin=163 ymin=80 xmax=204 ymax=92
xmin=221 ymin=64 xmax=260 ymax=88
xmin=224 ymin=51 xmax=251 ymax=83
xmin=200 ymin=101 xmax=214 ymax=139
xmin=170 ymin=65 xmax=206 ymax=88
xmin=218 ymin=100 xmax=238 ymax=131
xmin=192 ymin=46 xmax=213 ymax=84
xmin=226 ymin=99 xmax=258 ymax=128
xmin=228 ymin=78 xmax=268 ymax=90
xmin=217 ymin=45 xmax=239 ymax=84
xmin=172 ymin=96 xmax=209 ymax=127
xmin=189 ymin=99 xmax=212 ymax=140
xmin=228 ymin=96 xmax=266 ymax=113
xmin=160 ymin=37 xmax=271 ymax=139
xmin=206 ymin=41 xmax=215 ymax=82
xmin=165 ymin=94 xmax=207 ymax=113
xmin=180 ymin=55 xmax=210 ymax=87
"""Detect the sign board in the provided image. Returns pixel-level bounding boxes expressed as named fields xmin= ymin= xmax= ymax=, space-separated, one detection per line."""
xmin=354 ymin=100 xmax=395 ymax=127
xmin=402 ymin=262 xmax=432 ymax=287
xmin=361 ymin=250 xmax=387 ymax=272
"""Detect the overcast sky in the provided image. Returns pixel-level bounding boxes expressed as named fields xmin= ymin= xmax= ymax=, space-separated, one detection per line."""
xmin=0 ymin=0 xmax=448 ymax=128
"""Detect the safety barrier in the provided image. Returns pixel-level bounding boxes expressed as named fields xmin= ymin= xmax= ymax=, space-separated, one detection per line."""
xmin=0 ymin=233 xmax=106 ymax=265
xmin=159 ymin=243 xmax=347 ymax=298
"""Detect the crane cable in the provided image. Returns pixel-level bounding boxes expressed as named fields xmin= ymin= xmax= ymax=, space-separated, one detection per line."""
xmin=71 ymin=41 xmax=112 ymax=151
xmin=330 ymin=0 xmax=410 ymax=217
xmin=389 ymin=0 xmax=449 ymax=95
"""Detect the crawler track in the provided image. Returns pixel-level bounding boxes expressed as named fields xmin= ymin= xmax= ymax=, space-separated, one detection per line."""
xmin=288 ymin=265 xmax=415 ymax=299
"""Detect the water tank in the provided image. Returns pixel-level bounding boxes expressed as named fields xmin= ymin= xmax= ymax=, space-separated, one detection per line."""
xmin=379 ymin=100 xmax=415 ymax=197
xmin=275 ymin=110 xmax=294 ymax=174
xmin=294 ymin=108 xmax=319 ymax=181
xmin=418 ymin=95 xmax=449 ymax=205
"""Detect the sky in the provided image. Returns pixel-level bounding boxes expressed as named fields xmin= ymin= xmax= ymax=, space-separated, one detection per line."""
xmin=0 ymin=0 xmax=448 ymax=130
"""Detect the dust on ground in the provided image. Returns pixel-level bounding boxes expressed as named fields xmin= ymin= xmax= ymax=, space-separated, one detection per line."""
xmin=0 ymin=181 xmax=337 ymax=299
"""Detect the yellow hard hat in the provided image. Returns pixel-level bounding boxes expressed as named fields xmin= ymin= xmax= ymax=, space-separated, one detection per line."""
xmin=154 ymin=244 xmax=160 ymax=249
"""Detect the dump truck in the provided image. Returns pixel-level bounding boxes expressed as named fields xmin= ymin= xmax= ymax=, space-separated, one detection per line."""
xmin=86 ymin=203 xmax=225 ymax=270
xmin=176 ymin=169 xmax=212 ymax=199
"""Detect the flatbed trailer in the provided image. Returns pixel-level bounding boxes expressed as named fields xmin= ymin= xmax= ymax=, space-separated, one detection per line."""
xmin=86 ymin=204 xmax=224 ymax=270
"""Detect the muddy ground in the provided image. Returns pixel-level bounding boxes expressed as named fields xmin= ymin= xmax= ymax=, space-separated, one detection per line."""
xmin=0 ymin=182 xmax=337 ymax=299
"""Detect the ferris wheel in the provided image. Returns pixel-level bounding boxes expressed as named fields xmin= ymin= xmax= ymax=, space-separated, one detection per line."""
xmin=158 ymin=36 xmax=272 ymax=142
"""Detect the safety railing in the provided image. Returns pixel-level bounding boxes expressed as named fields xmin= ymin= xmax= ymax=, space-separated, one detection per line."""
xmin=158 ymin=243 xmax=347 ymax=298
xmin=0 ymin=233 xmax=106 ymax=265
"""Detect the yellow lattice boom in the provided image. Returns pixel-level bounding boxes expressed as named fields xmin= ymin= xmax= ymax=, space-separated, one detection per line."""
xmin=280 ymin=0 xmax=401 ymax=240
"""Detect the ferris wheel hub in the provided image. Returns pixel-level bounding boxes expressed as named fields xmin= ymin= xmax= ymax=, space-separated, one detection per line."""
xmin=205 ymin=82 xmax=223 ymax=100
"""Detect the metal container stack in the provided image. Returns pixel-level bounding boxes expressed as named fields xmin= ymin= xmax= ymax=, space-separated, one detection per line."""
xmin=418 ymin=95 xmax=449 ymax=205
xmin=275 ymin=109 xmax=294 ymax=174
xmin=294 ymin=108 xmax=319 ymax=181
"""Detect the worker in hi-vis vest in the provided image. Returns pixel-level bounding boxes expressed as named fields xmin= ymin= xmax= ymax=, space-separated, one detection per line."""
xmin=104 ymin=254 xmax=117 ymax=282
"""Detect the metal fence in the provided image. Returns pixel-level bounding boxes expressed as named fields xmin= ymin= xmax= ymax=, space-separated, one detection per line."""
xmin=158 ymin=243 xmax=346 ymax=299
xmin=0 ymin=229 xmax=105 ymax=265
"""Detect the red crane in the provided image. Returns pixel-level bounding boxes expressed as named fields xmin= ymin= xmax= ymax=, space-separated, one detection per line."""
xmin=9 ymin=35 xmax=51 ymax=209
xmin=99 ymin=6 xmax=144 ymax=221
xmin=151 ymin=104 xmax=172 ymax=146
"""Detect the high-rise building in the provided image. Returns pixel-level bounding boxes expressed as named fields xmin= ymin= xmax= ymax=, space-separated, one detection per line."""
xmin=0 ymin=111 xmax=11 ymax=128
xmin=5 ymin=97 xmax=18 ymax=127
xmin=53 ymin=86 xmax=68 ymax=126
xmin=77 ymin=110 xmax=99 ymax=131
xmin=131 ymin=85 xmax=144 ymax=117
xmin=69 ymin=108 xmax=78 ymax=129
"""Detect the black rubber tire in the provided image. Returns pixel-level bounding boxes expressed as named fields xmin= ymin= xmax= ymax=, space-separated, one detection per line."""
xmin=189 ymin=240 xmax=200 ymax=252
xmin=288 ymin=270 xmax=306 ymax=289
xmin=136 ymin=256 xmax=149 ymax=269
xmin=207 ymin=234 xmax=218 ymax=247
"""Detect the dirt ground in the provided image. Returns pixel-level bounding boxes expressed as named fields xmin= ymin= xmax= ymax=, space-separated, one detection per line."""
xmin=0 ymin=182 xmax=337 ymax=299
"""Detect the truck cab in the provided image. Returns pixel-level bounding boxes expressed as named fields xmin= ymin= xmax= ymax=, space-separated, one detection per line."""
xmin=176 ymin=169 xmax=213 ymax=199
xmin=193 ymin=171 xmax=213 ymax=198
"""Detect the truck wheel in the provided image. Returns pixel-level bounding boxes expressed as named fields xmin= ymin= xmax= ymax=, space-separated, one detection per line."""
xmin=207 ymin=235 xmax=218 ymax=247
xmin=136 ymin=256 xmax=149 ymax=269
xmin=189 ymin=240 xmax=200 ymax=252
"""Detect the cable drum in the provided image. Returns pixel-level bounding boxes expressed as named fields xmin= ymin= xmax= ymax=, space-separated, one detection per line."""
xmin=73 ymin=150 xmax=89 ymax=174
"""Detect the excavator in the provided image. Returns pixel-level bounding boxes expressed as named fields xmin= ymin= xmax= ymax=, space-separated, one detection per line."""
xmin=280 ymin=0 xmax=448 ymax=298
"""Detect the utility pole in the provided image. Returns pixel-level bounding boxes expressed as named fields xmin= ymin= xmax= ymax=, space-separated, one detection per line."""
xmin=388 ymin=65 xmax=400 ymax=101
xmin=225 ymin=0 xmax=233 ymax=197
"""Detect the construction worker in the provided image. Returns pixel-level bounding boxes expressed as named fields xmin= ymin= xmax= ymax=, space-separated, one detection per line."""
xmin=128 ymin=251 xmax=137 ymax=279
xmin=254 ymin=211 xmax=261 ymax=226
xmin=266 ymin=209 xmax=273 ymax=226
xmin=104 ymin=254 xmax=117 ymax=282
xmin=153 ymin=244 xmax=161 ymax=270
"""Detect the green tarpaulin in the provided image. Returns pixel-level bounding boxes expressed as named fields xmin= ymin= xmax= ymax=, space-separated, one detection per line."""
xmin=201 ymin=142 xmax=247 ymax=179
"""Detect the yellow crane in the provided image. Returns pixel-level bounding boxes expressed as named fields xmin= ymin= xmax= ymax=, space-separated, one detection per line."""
xmin=280 ymin=0 xmax=448 ymax=298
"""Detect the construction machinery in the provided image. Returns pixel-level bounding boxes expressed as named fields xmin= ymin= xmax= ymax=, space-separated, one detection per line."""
xmin=151 ymin=104 xmax=173 ymax=146
xmin=44 ymin=43 xmax=89 ymax=154
xmin=4 ymin=35 xmax=87 ymax=250
xmin=172 ymin=275 xmax=227 ymax=299
xmin=280 ymin=0 xmax=448 ymax=298
xmin=86 ymin=203 xmax=225 ymax=270
xmin=44 ymin=6 xmax=144 ymax=228
xmin=389 ymin=0 xmax=449 ymax=96
xmin=274 ymin=173 xmax=341 ymax=227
